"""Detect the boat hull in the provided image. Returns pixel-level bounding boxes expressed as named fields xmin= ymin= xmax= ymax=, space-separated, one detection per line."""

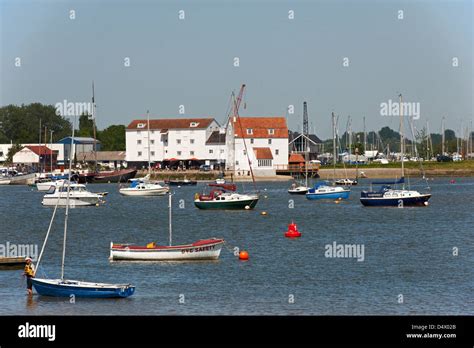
xmin=194 ymin=198 xmax=259 ymax=210
xmin=42 ymin=196 xmax=100 ymax=206
xmin=165 ymin=180 xmax=197 ymax=186
xmin=110 ymin=239 xmax=224 ymax=261
xmin=31 ymin=278 xmax=135 ymax=298
xmin=93 ymin=169 xmax=137 ymax=183
xmin=306 ymin=191 xmax=350 ymax=200
xmin=288 ymin=187 xmax=308 ymax=195
xmin=119 ymin=187 xmax=169 ymax=196
xmin=360 ymin=194 xmax=431 ymax=207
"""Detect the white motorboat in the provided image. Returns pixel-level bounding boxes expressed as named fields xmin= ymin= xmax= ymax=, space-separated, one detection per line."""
xmin=42 ymin=183 xmax=102 ymax=206
xmin=288 ymin=183 xmax=309 ymax=195
xmin=119 ymin=178 xmax=169 ymax=196
xmin=215 ymin=178 xmax=226 ymax=184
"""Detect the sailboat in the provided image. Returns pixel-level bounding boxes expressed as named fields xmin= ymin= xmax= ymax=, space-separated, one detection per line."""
xmin=306 ymin=112 xmax=351 ymax=200
xmin=110 ymin=193 xmax=224 ymax=261
xmin=194 ymin=84 xmax=259 ymax=210
xmin=288 ymin=153 xmax=309 ymax=194
xmin=119 ymin=111 xmax=169 ymax=196
xmin=360 ymin=94 xmax=431 ymax=207
xmin=32 ymin=120 xmax=135 ymax=298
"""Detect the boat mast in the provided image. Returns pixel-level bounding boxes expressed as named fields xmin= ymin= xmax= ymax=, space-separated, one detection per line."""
xmin=92 ymin=82 xmax=98 ymax=173
xmin=399 ymin=93 xmax=405 ymax=189
xmin=147 ymin=110 xmax=151 ymax=173
xmin=61 ymin=117 xmax=76 ymax=280
xmin=363 ymin=116 xmax=367 ymax=158
xmin=169 ymin=192 xmax=172 ymax=246
xmin=50 ymin=130 xmax=54 ymax=173
xmin=234 ymin=84 xmax=258 ymax=192
xmin=332 ymin=112 xmax=336 ymax=180
xmin=441 ymin=116 xmax=445 ymax=155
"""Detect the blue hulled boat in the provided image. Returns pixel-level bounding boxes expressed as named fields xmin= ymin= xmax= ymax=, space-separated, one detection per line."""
xmin=31 ymin=279 xmax=135 ymax=298
xmin=32 ymin=114 xmax=135 ymax=299
xmin=306 ymin=182 xmax=351 ymax=200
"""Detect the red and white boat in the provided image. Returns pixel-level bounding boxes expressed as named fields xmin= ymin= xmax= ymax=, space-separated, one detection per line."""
xmin=110 ymin=238 xmax=224 ymax=261
xmin=110 ymin=193 xmax=224 ymax=261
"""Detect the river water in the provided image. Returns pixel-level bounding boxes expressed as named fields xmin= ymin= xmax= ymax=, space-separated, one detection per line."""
xmin=0 ymin=177 xmax=472 ymax=315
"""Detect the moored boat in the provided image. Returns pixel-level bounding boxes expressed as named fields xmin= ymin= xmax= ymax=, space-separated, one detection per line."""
xmin=110 ymin=239 xmax=224 ymax=261
xmin=93 ymin=168 xmax=137 ymax=183
xmin=360 ymin=185 xmax=431 ymax=207
xmin=42 ymin=183 xmax=102 ymax=206
xmin=119 ymin=178 xmax=169 ymax=196
xmin=111 ymin=193 xmax=224 ymax=261
xmin=31 ymin=278 xmax=135 ymax=298
xmin=306 ymin=182 xmax=350 ymax=200
xmin=288 ymin=183 xmax=309 ymax=195
xmin=164 ymin=178 xmax=197 ymax=186
xmin=334 ymin=178 xmax=358 ymax=186
xmin=194 ymin=186 xmax=259 ymax=210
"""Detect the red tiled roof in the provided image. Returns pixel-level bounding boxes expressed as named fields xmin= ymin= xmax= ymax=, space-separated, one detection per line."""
xmin=25 ymin=146 xmax=53 ymax=155
xmin=233 ymin=117 xmax=288 ymax=138
xmin=253 ymin=147 xmax=273 ymax=160
xmin=289 ymin=153 xmax=305 ymax=163
xmin=127 ymin=118 xmax=215 ymax=130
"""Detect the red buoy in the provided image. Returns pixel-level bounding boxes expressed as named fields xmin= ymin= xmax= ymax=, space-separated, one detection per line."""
xmin=239 ymin=250 xmax=249 ymax=260
xmin=285 ymin=221 xmax=302 ymax=238
xmin=450 ymin=179 xmax=456 ymax=184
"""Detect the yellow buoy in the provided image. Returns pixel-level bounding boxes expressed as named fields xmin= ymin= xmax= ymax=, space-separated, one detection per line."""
xmin=261 ymin=211 xmax=267 ymax=216
xmin=334 ymin=200 xmax=340 ymax=204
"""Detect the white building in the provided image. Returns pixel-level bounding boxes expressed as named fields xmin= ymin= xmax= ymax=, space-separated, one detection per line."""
xmin=0 ymin=143 xmax=64 ymax=164
xmin=226 ymin=116 xmax=289 ymax=176
xmin=126 ymin=117 xmax=224 ymax=167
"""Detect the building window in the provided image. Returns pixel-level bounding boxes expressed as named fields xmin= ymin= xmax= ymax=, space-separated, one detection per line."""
xmin=138 ymin=151 xmax=142 ymax=157
xmin=258 ymin=159 xmax=272 ymax=167
xmin=177 ymin=151 xmax=182 ymax=156
xmin=190 ymin=139 xmax=195 ymax=144
xmin=150 ymin=140 xmax=155 ymax=145
xmin=190 ymin=122 xmax=199 ymax=127
xmin=236 ymin=160 xmax=239 ymax=165
xmin=250 ymin=138 xmax=254 ymax=144
xmin=177 ymin=139 xmax=181 ymax=144
xmin=137 ymin=130 xmax=141 ymax=135
xmin=0 ymin=152 xmax=3 ymax=157
xmin=243 ymin=150 xmax=246 ymax=156
xmin=209 ymin=149 xmax=214 ymax=154
xmin=165 ymin=150 xmax=168 ymax=154
xmin=190 ymin=151 xmax=195 ymax=156
xmin=246 ymin=128 xmax=253 ymax=135
xmin=268 ymin=128 xmax=275 ymax=135
xmin=151 ymin=130 xmax=155 ymax=134
xmin=268 ymin=139 xmax=272 ymax=145
xmin=275 ymin=149 xmax=279 ymax=155
xmin=137 ymin=140 xmax=142 ymax=145
xmin=151 ymin=151 xmax=155 ymax=156
xmin=220 ymin=149 xmax=224 ymax=154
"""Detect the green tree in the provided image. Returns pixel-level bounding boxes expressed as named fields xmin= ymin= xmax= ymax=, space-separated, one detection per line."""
xmin=77 ymin=113 xmax=94 ymax=137
xmin=0 ymin=103 xmax=72 ymax=143
xmin=98 ymin=125 xmax=126 ymax=151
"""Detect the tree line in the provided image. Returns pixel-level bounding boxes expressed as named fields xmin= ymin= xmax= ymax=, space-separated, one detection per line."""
xmin=0 ymin=103 xmax=126 ymax=151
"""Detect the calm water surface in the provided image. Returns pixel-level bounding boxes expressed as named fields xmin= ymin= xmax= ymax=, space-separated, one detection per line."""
xmin=0 ymin=178 xmax=473 ymax=315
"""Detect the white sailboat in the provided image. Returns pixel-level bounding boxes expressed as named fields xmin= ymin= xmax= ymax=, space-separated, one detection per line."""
xmin=119 ymin=111 xmax=169 ymax=197
xmin=110 ymin=193 xmax=224 ymax=261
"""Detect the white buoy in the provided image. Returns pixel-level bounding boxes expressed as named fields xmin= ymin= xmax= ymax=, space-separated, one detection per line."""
xmin=424 ymin=201 xmax=429 ymax=206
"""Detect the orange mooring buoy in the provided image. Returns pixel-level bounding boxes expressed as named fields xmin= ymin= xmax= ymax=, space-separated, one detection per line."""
xmin=239 ymin=250 xmax=249 ymax=260
xmin=285 ymin=221 xmax=302 ymax=238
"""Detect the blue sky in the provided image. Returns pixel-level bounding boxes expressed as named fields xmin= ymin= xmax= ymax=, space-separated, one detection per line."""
xmin=0 ymin=0 xmax=472 ymax=139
